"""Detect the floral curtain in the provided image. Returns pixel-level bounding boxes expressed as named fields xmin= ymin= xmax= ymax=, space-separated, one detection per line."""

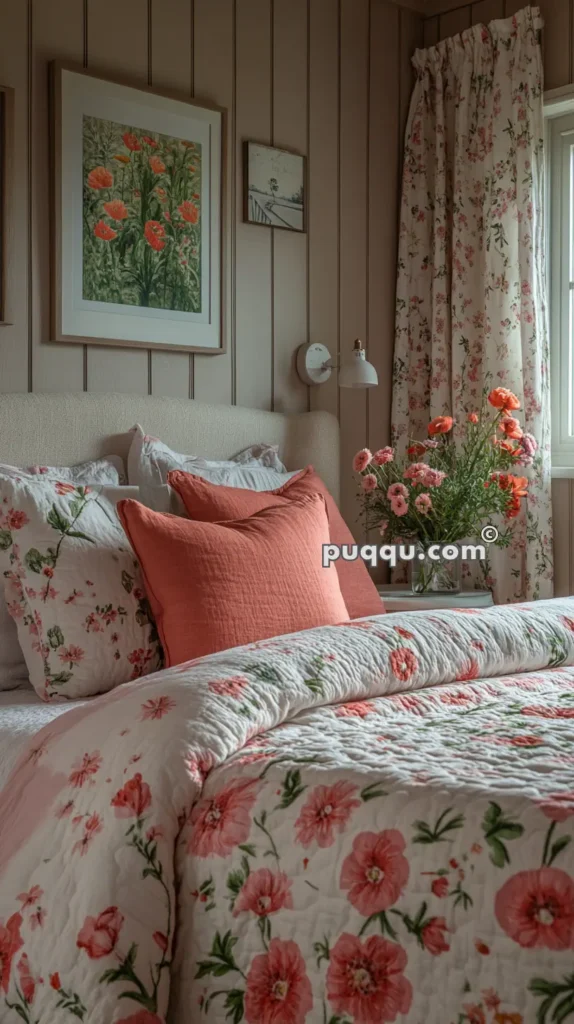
xmin=392 ymin=5 xmax=553 ymax=602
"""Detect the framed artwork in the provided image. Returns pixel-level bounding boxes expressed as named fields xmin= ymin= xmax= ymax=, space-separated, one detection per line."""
xmin=0 ymin=85 xmax=14 ymax=324
xmin=51 ymin=63 xmax=225 ymax=353
xmin=244 ymin=142 xmax=306 ymax=232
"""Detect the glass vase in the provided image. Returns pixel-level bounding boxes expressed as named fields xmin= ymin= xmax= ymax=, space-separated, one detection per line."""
xmin=410 ymin=542 xmax=462 ymax=595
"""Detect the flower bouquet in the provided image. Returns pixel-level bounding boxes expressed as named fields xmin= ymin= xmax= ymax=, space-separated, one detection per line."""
xmin=354 ymin=388 xmax=538 ymax=594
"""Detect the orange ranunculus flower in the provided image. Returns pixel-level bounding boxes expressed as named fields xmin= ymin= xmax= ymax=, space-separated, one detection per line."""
xmin=94 ymin=219 xmax=117 ymax=241
xmin=122 ymin=132 xmax=141 ymax=152
xmin=488 ymin=387 xmax=521 ymax=412
xmin=428 ymin=416 xmax=453 ymax=436
xmin=149 ymin=155 xmax=166 ymax=174
xmin=178 ymin=200 xmax=199 ymax=224
xmin=113 ymin=154 xmax=130 ymax=164
xmin=499 ymin=416 xmax=523 ymax=441
xmin=87 ymin=166 xmax=113 ymax=190
xmin=103 ymin=200 xmax=128 ymax=221
xmin=144 ymin=220 xmax=166 ymax=251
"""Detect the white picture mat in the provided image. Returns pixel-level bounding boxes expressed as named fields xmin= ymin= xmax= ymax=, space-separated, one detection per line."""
xmin=59 ymin=69 xmax=222 ymax=349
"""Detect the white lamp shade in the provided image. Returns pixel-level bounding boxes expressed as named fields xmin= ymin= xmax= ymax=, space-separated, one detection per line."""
xmin=339 ymin=348 xmax=378 ymax=388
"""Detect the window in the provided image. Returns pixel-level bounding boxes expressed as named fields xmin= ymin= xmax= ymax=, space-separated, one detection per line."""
xmin=547 ymin=99 xmax=574 ymax=474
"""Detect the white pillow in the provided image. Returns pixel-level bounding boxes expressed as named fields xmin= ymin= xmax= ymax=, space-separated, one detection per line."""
xmin=0 ymin=477 xmax=161 ymax=701
xmin=127 ymin=424 xmax=299 ymax=514
xmin=0 ymin=460 xmax=127 ymax=692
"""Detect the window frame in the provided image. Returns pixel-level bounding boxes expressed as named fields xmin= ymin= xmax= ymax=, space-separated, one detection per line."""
xmin=546 ymin=86 xmax=574 ymax=477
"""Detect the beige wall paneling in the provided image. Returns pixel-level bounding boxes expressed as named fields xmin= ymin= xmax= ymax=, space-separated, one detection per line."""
xmin=148 ymin=0 xmax=193 ymax=399
xmin=470 ymin=0 xmax=504 ymax=25
xmin=339 ymin=0 xmax=369 ymax=536
xmin=552 ymin=480 xmax=571 ymax=596
xmin=271 ymin=0 xmax=309 ymax=414
xmin=0 ymin=0 xmax=30 ymax=392
xmin=85 ymin=0 xmax=150 ymax=395
xmin=308 ymin=0 xmax=339 ymax=422
xmin=368 ymin=1 xmax=400 ymax=460
xmin=423 ymin=16 xmax=440 ymax=46
xmin=31 ymin=0 xmax=85 ymax=392
xmin=399 ymin=8 xmax=422 ymax=149
xmin=234 ymin=0 xmax=273 ymax=411
xmin=538 ymin=0 xmax=570 ymax=90
xmin=438 ymin=5 xmax=472 ymax=40
xmin=193 ymin=0 xmax=234 ymax=406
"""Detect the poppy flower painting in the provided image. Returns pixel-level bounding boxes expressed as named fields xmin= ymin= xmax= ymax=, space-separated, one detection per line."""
xmin=82 ymin=115 xmax=202 ymax=313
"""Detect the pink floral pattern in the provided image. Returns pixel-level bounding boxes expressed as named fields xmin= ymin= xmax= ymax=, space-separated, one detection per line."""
xmin=0 ymin=477 xmax=161 ymax=699
xmin=392 ymin=8 xmax=552 ymax=602
xmin=2 ymin=599 xmax=574 ymax=1020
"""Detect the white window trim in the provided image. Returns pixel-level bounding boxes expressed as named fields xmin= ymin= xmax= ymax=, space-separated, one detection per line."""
xmin=546 ymin=86 xmax=574 ymax=477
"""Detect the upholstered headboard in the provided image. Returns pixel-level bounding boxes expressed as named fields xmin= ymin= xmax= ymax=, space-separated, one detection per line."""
xmin=0 ymin=393 xmax=340 ymax=501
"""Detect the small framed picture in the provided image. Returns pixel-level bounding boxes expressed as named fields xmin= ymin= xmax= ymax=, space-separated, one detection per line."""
xmin=244 ymin=142 xmax=306 ymax=233
xmin=51 ymin=62 xmax=225 ymax=353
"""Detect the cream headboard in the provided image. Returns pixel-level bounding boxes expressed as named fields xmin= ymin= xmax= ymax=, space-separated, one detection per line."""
xmin=0 ymin=393 xmax=340 ymax=501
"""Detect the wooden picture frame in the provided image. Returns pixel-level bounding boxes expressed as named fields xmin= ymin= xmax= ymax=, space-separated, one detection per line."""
xmin=51 ymin=62 xmax=226 ymax=354
xmin=0 ymin=85 xmax=14 ymax=325
xmin=243 ymin=141 xmax=306 ymax=233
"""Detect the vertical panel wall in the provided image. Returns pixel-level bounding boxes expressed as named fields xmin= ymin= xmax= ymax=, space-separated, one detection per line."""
xmin=0 ymin=0 xmax=421 ymax=536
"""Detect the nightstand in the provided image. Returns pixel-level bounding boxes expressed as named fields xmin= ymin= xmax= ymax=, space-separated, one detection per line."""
xmin=377 ymin=585 xmax=494 ymax=612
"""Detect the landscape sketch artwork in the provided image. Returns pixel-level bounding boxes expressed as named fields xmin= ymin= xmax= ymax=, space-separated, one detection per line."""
xmin=82 ymin=115 xmax=202 ymax=313
xmin=246 ymin=143 xmax=304 ymax=231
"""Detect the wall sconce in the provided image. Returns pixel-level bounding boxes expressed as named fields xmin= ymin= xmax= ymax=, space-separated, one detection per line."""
xmin=296 ymin=339 xmax=378 ymax=388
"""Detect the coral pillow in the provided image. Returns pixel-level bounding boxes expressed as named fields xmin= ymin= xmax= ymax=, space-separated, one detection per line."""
xmin=117 ymin=494 xmax=349 ymax=665
xmin=168 ymin=467 xmax=383 ymax=620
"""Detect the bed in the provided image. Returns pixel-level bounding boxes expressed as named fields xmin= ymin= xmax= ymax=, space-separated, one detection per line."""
xmin=0 ymin=394 xmax=573 ymax=1024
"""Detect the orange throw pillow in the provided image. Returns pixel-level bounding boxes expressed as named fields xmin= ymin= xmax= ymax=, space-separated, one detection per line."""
xmin=168 ymin=466 xmax=383 ymax=620
xmin=117 ymin=494 xmax=349 ymax=666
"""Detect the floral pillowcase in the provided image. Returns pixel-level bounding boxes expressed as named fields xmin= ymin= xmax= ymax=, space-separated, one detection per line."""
xmin=0 ymin=477 xmax=162 ymax=701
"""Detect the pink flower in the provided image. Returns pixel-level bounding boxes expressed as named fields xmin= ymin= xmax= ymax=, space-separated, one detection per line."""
xmin=495 ymin=868 xmax=574 ymax=949
xmin=188 ymin=778 xmax=259 ymax=858
xmin=362 ymin=474 xmax=377 ymax=493
xmin=233 ymin=868 xmax=293 ymax=918
xmin=141 ymin=695 xmax=176 ymax=720
xmin=58 ymin=644 xmax=85 ymax=666
xmin=389 ymin=647 xmax=418 ymax=681
xmin=76 ymin=906 xmax=124 ymax=959
xmin=295 ymin=781 xmax=361 ymax=848
xmin=111 ymin=773 xmax=152 ymax=818
xmin=17 ymin=885 xmax=43 ymax=909
xmin=421 ymin=917 xmax=450 ymax=955
xmin=387 ymin=482 xmax=408 ymax=500
xmin=17 ymin=954 xmax=35 ymax=1003
xmin=245 ymin=938 xmax=313 ymax=1024
xmin=390 ymin=495 xmax=408 ymax=517
xmin=209 ymin=677 xmax=249 ymax=698
xmin=335 ymin=701 xmax=376 ymax=718
xmin=353 ymin=449 xmax=372 ymax=472
xmin=539 ymin=792 xmax=574 ymax=822
xmin=68 ymin=751 xmax=102 ymax=788
xmin=414 ymin=493 xmax=432 ymax=514
xmin=0 ymin=914 xmax=23 ymax=993
xmin=431 ymin=877 xmax=449 ymax=898
xmin=326 ymin=932 xmax=412 ymax=1023
xmin=373 ymin=447 xmax=393 ymax=465
xmin=340 ymin=830 xmax=409 ymax=915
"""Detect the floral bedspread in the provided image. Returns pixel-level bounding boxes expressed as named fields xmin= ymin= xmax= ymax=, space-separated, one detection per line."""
xmin=2 ymin=598 xmax=574 ymax=1024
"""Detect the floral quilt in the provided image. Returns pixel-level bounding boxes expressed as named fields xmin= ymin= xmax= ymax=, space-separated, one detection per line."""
xmin=2 ymin=598 xmax=574 ymax=1024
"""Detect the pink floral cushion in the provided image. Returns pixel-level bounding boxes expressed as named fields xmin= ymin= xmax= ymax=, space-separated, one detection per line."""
xmin=0 ymin=477 xmax=162 ymax=701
